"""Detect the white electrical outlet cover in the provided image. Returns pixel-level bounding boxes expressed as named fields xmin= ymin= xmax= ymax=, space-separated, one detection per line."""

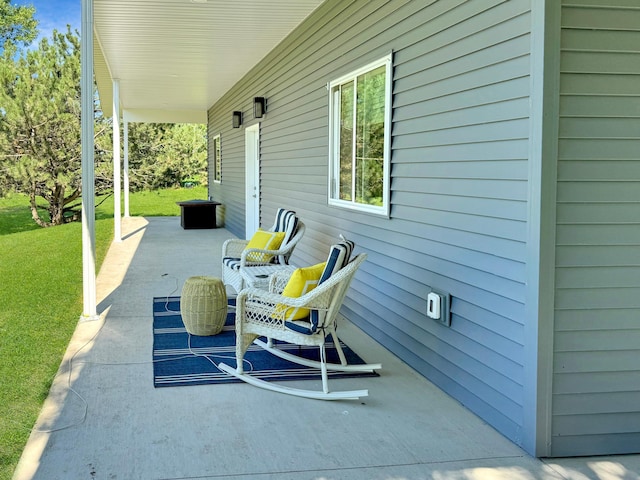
xmin=427 ymin=292 xmax=441 ymax=319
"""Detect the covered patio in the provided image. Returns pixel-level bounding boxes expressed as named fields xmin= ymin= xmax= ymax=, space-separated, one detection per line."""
xmin=13 ymin=217 xmax=640 ymax=479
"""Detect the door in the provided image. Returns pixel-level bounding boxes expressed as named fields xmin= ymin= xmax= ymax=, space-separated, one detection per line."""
xmin=245 ymin=123 xmax=260 ymax=238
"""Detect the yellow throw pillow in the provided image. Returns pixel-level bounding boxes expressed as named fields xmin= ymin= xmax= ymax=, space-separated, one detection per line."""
xmin=274 ymin=262 xmax=326 ymax=320
xmin=244 ymin=230 xmax=286 ymax=263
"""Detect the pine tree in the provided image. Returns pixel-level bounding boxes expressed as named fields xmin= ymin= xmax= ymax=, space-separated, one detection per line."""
xmin=0 ymin=28 xmax=101 ymax=226
xmin=0 ymin=0 xmax=38 ymax=52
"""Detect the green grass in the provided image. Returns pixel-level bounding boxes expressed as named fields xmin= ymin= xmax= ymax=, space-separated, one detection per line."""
xmin=122 ymin=186 xmax=207 ymax=217
xmin=92 ymin=185 xmax=207 ymax=219
xmin=0 ymin=186 xmax=204 ymax=479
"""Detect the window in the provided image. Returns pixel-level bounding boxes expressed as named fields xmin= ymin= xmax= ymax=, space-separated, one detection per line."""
xmin=329 ymin=54 xmax=392 ymax=216
xmin=212 ymin=134 xmax=221 ymax=183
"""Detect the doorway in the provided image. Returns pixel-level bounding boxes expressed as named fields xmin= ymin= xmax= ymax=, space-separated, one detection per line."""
xmin=245 ymin=123 xmax=260 ymax=238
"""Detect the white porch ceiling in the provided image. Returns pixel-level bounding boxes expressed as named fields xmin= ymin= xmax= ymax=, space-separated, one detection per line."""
xmin=93 ymin=0 xmax=325 ymax=122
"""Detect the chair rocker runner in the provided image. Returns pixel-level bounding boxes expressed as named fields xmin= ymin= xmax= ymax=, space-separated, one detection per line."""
xmin=221 ymin=208 xmax=305 ymax=293
xmin=218 ymin=252 xmax=381 ymax=400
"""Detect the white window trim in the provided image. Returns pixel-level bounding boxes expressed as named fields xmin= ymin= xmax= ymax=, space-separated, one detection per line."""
xmin=328 ymin=54 xmax=392 ymax=217
xmin=212 ymin=134 xmax=221 ymax=184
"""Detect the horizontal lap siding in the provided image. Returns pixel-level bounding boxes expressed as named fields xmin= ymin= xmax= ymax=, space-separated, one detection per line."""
xmin=208 ymin=0 xmax=531 ymax=445
xmin=553 ymin=0 xmax=640 ymax=456
xmin=208 ymin=104 xmax=248 ymax=236
xmin=389 ymin=0 xmax=532 ymax=443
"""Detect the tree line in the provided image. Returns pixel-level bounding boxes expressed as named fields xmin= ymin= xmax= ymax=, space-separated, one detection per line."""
xmin=0 ymin=0 xmax=207 ymax=227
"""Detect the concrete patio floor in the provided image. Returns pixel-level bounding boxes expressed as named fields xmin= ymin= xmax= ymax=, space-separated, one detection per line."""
xmin=13 ymin=216 xmax=640 ymax=480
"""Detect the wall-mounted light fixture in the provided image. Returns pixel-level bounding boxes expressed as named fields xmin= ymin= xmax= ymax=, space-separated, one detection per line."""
xmin=232 ymin=111 xmax=243 ymax=128
xmin=253 ymin=97 xmax=266 ymax=118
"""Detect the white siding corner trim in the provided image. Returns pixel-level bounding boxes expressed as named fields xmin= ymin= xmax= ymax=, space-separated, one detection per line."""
xmin=523 ymin=0 xmax=560 ymax=458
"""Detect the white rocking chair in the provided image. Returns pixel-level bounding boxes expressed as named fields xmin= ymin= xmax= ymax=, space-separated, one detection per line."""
xmin=218 ymin=253 xmax=381 ymax=400
xmin=221 ymin=208 xmax=305 ymax=293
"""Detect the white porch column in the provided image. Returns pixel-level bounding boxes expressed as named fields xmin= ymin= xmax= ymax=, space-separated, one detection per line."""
xmin=81 ymin=0 xmax=98 ymax=320
xmin=113 ymin=79 xmax=122 ymax=242
xmin=124 ymin=119 xmax=130 ymax=217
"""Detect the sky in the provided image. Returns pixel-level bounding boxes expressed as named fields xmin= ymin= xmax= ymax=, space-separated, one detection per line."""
xmin=14 ymin=0 xmax=81 ymax=42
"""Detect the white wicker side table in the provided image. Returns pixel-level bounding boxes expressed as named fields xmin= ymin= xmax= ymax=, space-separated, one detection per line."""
xmin=180 ymin=276 xmax=227 ymax=335
xmin=240 ymin=264 xmax=298 ymax=290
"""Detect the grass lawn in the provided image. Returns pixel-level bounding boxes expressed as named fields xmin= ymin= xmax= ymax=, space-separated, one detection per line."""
xmin=0 ymin=186 xmax=206 ymax=479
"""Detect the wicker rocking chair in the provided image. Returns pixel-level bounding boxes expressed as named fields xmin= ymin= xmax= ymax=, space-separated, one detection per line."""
xmin=221 ymin=209 xmax=305 ymax=293
xmin=219 ymin=249 xmax=381 ymax=400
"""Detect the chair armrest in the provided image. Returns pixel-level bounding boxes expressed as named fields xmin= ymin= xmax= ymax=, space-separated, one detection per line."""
xmin=238 ymin=283 xmax=332 ymax=320
xmin=239 ymin=244 xmax=297 ymax=267
xmin=222 ymin=238 xmax=249 ymax=258
xmin=269 ymin=269 xmax=295 ymax=294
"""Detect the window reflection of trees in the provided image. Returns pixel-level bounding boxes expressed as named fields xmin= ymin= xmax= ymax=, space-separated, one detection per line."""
xmin=337 ymin=65 xmax=385 ymax=206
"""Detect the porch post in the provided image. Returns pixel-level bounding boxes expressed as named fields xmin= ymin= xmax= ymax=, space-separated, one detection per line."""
xmin=124 ymin=118 xmax=130 ymax=217
xmin=80 ymin=0 xmax=98 ymax=320
xmin=113 ymin=79 xmax=122 ymax=241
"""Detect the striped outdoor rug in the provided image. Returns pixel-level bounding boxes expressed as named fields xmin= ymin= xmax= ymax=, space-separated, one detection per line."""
xmin=152 ymin=297 xmax=378 ymax=388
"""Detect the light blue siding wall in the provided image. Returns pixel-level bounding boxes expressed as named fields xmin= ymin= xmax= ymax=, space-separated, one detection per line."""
xmin=208 ymin=103 xmax=246 ymax=234
xmin=552 ymin=0 xmax=640 ymax=456
xmin=208 ymin=0 xmax=533 ymax=447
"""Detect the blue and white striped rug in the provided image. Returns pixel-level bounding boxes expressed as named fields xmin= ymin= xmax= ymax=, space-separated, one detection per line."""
xmin=152 ymin=297 xmax=378 ymax=388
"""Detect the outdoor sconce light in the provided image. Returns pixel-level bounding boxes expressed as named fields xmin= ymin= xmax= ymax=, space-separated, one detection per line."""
xmin=232 ymin=111 xmax=243 ymax=128
xmin=253 ymin=97 xmax=266 ymax=118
